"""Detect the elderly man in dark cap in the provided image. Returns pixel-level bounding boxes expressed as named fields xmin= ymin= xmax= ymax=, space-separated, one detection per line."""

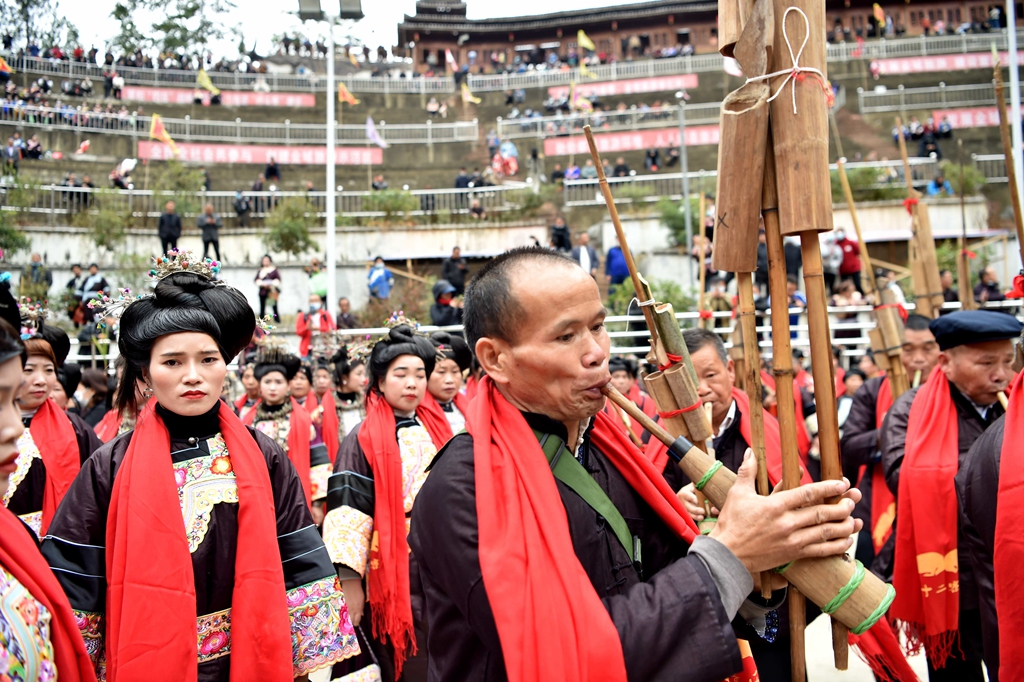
xmin=879 ymin=309 xmax=1022 ymax=682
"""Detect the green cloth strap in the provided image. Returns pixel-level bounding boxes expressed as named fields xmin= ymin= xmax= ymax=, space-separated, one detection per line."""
xmin=534 ymin=430 xmax=634 ymax=562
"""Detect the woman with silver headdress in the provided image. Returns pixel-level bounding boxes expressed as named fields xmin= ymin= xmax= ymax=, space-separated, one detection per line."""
xmin=41 ymin=253 xmax=360 ymax=681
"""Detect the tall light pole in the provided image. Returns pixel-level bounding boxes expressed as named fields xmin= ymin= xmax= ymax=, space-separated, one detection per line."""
xmin=1007 ymin=3 xmax=1023 ymax=201
xmin=325 ymin=15 xmax=337 ymax=311
xmin=676 ymin=91 xmax=692 ymax=287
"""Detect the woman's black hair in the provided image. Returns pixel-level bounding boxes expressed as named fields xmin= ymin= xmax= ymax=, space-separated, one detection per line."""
xmin=608 ymin=355 xmax=638 ymax=378
xmin=254 ymin=353 xmax=301 ymax=383
xmin=115 ymin=272 xmax=255 ymax=414
xmin=327 ymin=346 xmax=364 ymax=388
xmin=367 ymin=325 xmax=436 ymax=392
xmin=0 ymin=319 xmax=24 ymax=367
xmin=429 ymin=331 xmax=472 ymax=373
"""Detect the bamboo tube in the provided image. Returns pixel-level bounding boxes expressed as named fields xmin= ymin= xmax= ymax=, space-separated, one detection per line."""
xmin=737 ymin=271 xmax=774 ymax=598
xmin=999 ymin=391 xmax=1009 ymax=410
xmin=645 ymin=372 xmax=692 ymax=441
xmin=604 ymin=385 xmax=896 ymax=635
xmin=895 ymin=117 xmax=944 ymax=318
xmin=956 ymin=139 xmax=978 ymax=312
xmin=583 ymin=125 xmax=668 ymax=366
xmin=762 ymin=127 xmax=808 ymax=681
xmin=801 ymin=231 xmax=851 ymax=668
xmin=876 ymin=287 xmax=911 ymax=398
xmin=611 ymin=400 xmax=645 ymax=448
xmin=698 ymin=193 xmax=709 ymax=328
xmin=836 ymin=159 xmax=876 ymax=297
xmin=993 ymin=48 xmax=1024 ymax=268
xmin=730 ymin=323 xmax=748 ymax=391
xmin=651 ymin=304 xmax=714 ymax=445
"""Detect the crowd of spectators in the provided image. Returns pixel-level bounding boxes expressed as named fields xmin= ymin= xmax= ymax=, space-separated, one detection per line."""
xmin=829 ymin=6 xmax=1005 ymax=42
xmin=891 ymin=115 xmax=953 ymax=159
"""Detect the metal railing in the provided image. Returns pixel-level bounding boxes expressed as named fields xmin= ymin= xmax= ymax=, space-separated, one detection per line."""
xmin=858 ymin=80 xmax=1022 ymax=113
xmin=496 ymin=102 xmax=721 ymax=139
xmin=972 ymin=153 xmax=1008 ymax=182
xmin=8 ymin=30 xmax=1024 ymax=95
xmin=0 ymin=104 xmax=478 ymax=146
xmin=0 ymin=182 xmax=533 ymax=225
xmin=562 ymin=157 xmax=971 ymax=206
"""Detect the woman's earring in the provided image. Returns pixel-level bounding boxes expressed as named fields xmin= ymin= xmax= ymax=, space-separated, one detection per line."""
xmin=143 ymin=385 xmax=155 ymax=398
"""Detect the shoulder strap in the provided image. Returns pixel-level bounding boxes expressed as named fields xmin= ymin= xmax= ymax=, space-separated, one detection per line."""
xmin=534 ymin=430 xmax=634 ymax=562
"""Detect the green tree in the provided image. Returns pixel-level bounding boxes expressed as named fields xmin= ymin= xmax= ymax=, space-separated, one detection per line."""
xmin=111 ymin=0 xmax=238 ymax=59
xmin=0 ymin=211 xmax=31 ymax=260
xmin=606 ymin=278 xmax=697 ymax=320
xmin=939 ymin=159 xmax=987 ymax=197
xmin=657 ymin=196 xmax=702 ymax=247
xmin=263 ymin=197 xmax=319 ymax=259
xmin=363 ymin=190 xmax=418 ymax=222
xmin=153 ymin=160 xmax=206 ymax=219
xmin=0 ymin=0 xmax=78 ymax=50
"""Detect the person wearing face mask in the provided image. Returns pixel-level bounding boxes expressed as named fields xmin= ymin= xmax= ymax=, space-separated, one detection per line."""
xmin=295 ymin=293 xmax=335 ymax=360
xmin=323 ymin=325 xmax=451 ymax=682
xmin=368 ymin=256 xmax=395 ymax=301
xmin=243 ymin=344 xmax=327 ymax=520
xmin=41 ymin=257 xmax=359 ymax=681
xmin=0 ymin=303 xmax=99 ymax=682
xmin=422 ymin=331 xmax=472 ymax=435
xmin=4 ymin=311 xmax=99 ymax=538
xmin=880 ymin=310 xmax=1022 ymax=681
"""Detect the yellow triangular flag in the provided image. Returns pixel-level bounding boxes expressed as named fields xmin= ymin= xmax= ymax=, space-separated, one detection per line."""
xmin=196 ymin=68 xmax=221 ymax=96
xmin=338 ymin=82 xmax=360 ymax=105
xmin=461 ymin=82 xmax=481 ymax=105
xmin=577 ymin=30 xmax=596 ymax=52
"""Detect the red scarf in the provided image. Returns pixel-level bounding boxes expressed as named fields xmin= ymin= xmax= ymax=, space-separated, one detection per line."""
xmin=242 ymin=399 xmax=313 ymax=507
xmin=995 ymin=372 xmax=1024 ymax=673
xmin=356 ymin=391 xmax=450 ymax=676
xmin=760 ymin=370 xmax=811 ymax=459
xmin=32 ymin=397 xmax=81 ymax=536
xmin=646 ymin=387 xmax=811 ymax=487
xmin=94 ymin=409 xmax=122 ymax=443
xmin=870 ymin=378 xmax=898 ymax=553
xmin=464 ymin=374 xmax=480 ymax=401
xmin=105 ymin=402 xmax=292 ymax=682
xmin=297 ymin=392 xmax=318 ymax=416
xmin=605 ymin=384 xmax=659 ymax=440
xmin=836 ymin=367 xmax=847 ymax=397
xmin=234 ymin=393 xmax=258 ymax=423
xmin=320 ymin=391 xmax=340 ymax=465
xmin=892 ymin=366 xmax=960 ymax=667
xmin=849 ymin=621 xmax=921 ymax=682
xmin=469 ymin=378 xmax=700 ymax=682
xmin=420 ymin=391 xmax=472 ymax=442
xmin=0 ymin=506 xmax=97 ymax=682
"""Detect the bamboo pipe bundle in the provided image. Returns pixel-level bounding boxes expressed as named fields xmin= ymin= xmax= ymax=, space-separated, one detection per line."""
xmin=652 ymin=305 xmax=714 ymax=446
xmin=992 ymin=48 xmax=1024 ymax=270
xmin=604 ymin=385 xmax=896 ymax=637
xmin=719 ymin=0 xmax=760 ymax=57
xmin=895 ymin=118 xmax=944 ymax=318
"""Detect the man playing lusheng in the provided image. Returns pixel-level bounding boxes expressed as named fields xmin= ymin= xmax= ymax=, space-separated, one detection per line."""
xmin=410 ymin=247 xmax=862 ymax=681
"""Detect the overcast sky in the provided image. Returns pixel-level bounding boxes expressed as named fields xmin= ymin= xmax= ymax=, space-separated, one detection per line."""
xmin=61 ymin=0 xmax=656 ymax=58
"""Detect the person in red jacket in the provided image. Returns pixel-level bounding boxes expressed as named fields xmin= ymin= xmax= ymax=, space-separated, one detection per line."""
xmin=835 ymin=228 xmax=864 ymax=293
xmin=295 ymin=293 xmax=336 ymax=359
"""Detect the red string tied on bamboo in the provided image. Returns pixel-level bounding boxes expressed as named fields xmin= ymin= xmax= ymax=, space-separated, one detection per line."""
xmin=658 ymin=353 xmax=684 ymax=371
xmin=699 ymin=309 xmax=714 ymax=320
xmin=903 ymin=197 xmax=919 ymax=214
xmin=658 ymin=400 xmax=703 ymax=420
xmin=876 ymin=302 xmax=908 ymax=323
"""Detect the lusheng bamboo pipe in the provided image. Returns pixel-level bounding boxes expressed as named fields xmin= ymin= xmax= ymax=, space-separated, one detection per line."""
xmin=737 ymin=271 xmax=774 ymax=598
xmin=993 ymin=45 xmax=1024 ymax=269
xmin=956 ymin=139 xmax=978 ymax=312
xmin=582 ymin=125 xmax=668 ymax=367
xmin=761 ymin=130 xmax=807 ymax=681
xmin=603 ymin=384 xmax=896 ymax=637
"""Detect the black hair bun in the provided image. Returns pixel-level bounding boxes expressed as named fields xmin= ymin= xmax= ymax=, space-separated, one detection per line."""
xmin=368 ymin=324 xmax=436 ymax=389
xmin=152 ymin=272 xmax=255 ymax=361
xmin=39 ymin=324 xmax=70 ymax=367
xmin=430 ymin=331 xmax=472 ymax=373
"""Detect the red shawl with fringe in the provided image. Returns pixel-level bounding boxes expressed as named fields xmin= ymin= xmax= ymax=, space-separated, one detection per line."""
xmin=105 ymin=402 xmax=292 ymax=682
xmin=320 ymin=391 xmax=340 ymax=465
xmin=995 ymin=372 xmax=1024 ymax=673
xmin=891 ymin=366 xmax=960 ymax=667
xmin=469 ymin=377 xmax=703 ymax=682
xmin=0 ymin=506 xmax=97 ymax=682
xmin=356 ymin=391 xmax=451 ymax=677
xmin=243 ymin=399 xmax=313 ymax=507
xmin=32 ymin=397 xmax=81 ymax=536
xmin=870 ymin=377 xmax=897 ymax=553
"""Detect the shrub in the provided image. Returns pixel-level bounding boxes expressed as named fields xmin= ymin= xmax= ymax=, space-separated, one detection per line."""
xmin=0 ymin=211 xmax=31 ymax=259
xmin=263 ymin=196 xmax=319 ymax=259
xmin=939 ymin=159 xmax=986 ymax=196
xmin=153 ymin=160 xmax=206 ymax=218
xmin=606 ymin=277 xmax=698 ymax=322
xmin=657 ymin=196 xmax=702 ymax=247
xmin=363 ymin=190 xmax=418 ymax=221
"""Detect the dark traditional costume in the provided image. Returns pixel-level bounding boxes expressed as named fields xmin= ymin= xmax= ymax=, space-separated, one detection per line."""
xmin=880 ymin=310 xmax=1022 ymax=681
xmin=423 ymin=331 xmax=472 ymax=436
xmin=40 ymin=260 xmax=358 ymax=681
xmin=323 ymin=326 xmax=450 ymax=682
xmin=317 ymin=347 xmax=367 ymax=467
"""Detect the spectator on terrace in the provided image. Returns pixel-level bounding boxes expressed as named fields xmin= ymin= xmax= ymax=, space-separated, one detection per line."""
xmin=441 ymin=246 xmax=468 ymax=295
xmin=454 ymin=168 xmax=471 ymax=189
xmin=975 ymin=267 xmax=1008 ymax=306
xmin=613 ymin=156 xmax=630 ymax=177
xmin=157 ymin=201 xmax=182 ymax=254
xmin=19 ymin=253 xmax=52 ymax=300
xmin=111 ymin=72 xmax=124 ymax=99
xmin=644 ymin=148 xmax=660 ymax=172
xmin=336 ymin=297 xmax=358 ymax=329
xmin=525 ymin=148 xmax=545 ymax=184
xmin=564 ymin=162 xmax=581 ymax=180
xmin=550 ymin=163 xmax=565 ymax=184
xmin=264 ymin=156 xmax=281 ymax=182
xmin=296 ymin=293 xmax=335 ymax=359
xmin=229 ymin=190 xmax=250 ymax=227
xmin=110 ymin=167 xmax=129 ymax=190
xmin=664 ymin=146 xmax=680 ymax=167
xmin=367 ymin=256 xmax=394 ymax=300
xmin=602 ymin=157 xmax=613 ymax=176
xmin=427 ymin=97 xmax=440 ymax=116
xmin=581 ymin=159 xmax=598 ymax=179
xmin=197 ymin=203 xmax=223 ymax=261
xmin=251 ymin=173 xmax=266 ymax=213
xmin=200 ymin=166 xmax=211 ymax=191
xmin=918 ymin=133 xmax=942 ymax=159
xmin=550 ymin=216 xmax=572 ymax=252
xmin=430 ymin=280 xmax=463 ymax=327
xmin=81 ymin=263 xmax=109 ymax=321
xmin=371 ymin=174 xmax=388 ymax=191
xmin=469 ymin=199 xmax=487 ymax=220
xmin=926 ymin=172 xmax=955 ymax=197
xmin=571 ymin=231 xmax=600 ymax=280
xmin=606 ymin=242 xmax=630 ymax=291
xmin=486 ymin=129 xmax=500 ymax=158
xmin=3 ymin=138 xmax=18 ymax=175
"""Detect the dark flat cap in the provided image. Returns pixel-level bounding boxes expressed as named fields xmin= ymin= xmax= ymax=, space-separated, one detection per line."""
xmin=928 ymin=310 xmax=1023 ymax=351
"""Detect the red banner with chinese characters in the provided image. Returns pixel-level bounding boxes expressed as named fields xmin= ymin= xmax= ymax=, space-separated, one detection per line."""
xmin=543 ymin=125 xmax=719 ymax=157
xmin=122 ymin=86 xmax=316 ymax=107
xmin=548 ymin=74 xmax=699 ymax=99
xmin=137 ymin=141 xmax=383 ymax=165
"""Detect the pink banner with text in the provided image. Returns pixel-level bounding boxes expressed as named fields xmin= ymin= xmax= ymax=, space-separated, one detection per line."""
xmin=547 ymin=74 xmax=699 ymax=99
xmin=138 ymin=141 xmax=383 ymax=165
xmin=871 ymin=51 xmax=1024 ymax=75
xmin=121 ymin=86 xmax=316 ymax=107
xmin=543 ymin=125 xmax=719 ymax=157
xmin=931 ymin=107 xmax=1001 ymax=129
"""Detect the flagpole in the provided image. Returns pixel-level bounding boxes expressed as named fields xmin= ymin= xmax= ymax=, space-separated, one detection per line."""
xmin=326 ymin=14 xmax=338 ymax=312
